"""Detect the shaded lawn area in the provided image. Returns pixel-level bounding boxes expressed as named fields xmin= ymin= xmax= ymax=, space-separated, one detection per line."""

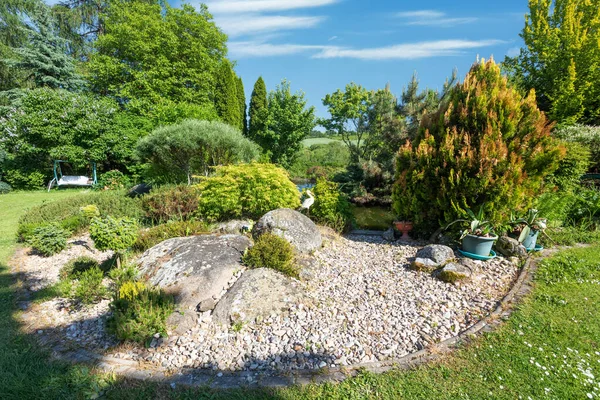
xmin=0 ymin=191 xmax=599 ymax=399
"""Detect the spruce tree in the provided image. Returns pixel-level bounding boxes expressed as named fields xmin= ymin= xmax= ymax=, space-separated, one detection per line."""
xmin=248 ymin=76 xmax=268 ymax=144
xmin=8 ymin=2 xmax=83 ymax=90
xmin=214 ymin=61 xmax=240 ymax=128
xmin=236 ymin=76 xmax=247 ymax=135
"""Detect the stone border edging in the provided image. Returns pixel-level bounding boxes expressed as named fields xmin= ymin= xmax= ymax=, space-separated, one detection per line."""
xmin=52 ymin=254 xmax=539 ymax=389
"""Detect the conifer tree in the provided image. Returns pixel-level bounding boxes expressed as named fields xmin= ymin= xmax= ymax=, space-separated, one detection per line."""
xmin=248 ymin=76 xmax=268 ymax=142
xmin=5 ymin=2 xmax=83 ymax=91
xmin=214 ymin=61 xmax=240 ymax=127
xmin=236 ymin=76 xmax=247 ymax=135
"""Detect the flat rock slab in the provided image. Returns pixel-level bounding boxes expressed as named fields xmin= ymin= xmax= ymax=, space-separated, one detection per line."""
xmin=212 ymin=268 xmax=302 ymax=326
xmin=253 ymin=208 xmax=322 ymax=253
xmin=138 ymin=234 xmax=252 ymax=314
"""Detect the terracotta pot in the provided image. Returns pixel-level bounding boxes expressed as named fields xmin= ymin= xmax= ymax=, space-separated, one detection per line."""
xmin=394 ymin=220 xmax=413 ymax=240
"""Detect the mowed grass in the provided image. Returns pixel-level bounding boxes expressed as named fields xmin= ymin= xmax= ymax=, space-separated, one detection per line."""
xmin=0 ymin=191 xmax=599 ymax=399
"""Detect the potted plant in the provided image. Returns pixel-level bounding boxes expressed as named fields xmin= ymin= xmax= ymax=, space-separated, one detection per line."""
xmin=510 ymin=209 xmax=547 ymax=250
xmin=447 ymin=207 xmax=497 ymax=257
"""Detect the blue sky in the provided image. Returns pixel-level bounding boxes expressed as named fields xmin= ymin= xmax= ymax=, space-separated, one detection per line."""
xmin=179 ymin=0 xmax=528 ymax=117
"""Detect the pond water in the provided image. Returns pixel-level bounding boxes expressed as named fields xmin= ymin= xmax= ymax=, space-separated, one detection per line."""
xmin=296 ymin=183 xmax=315 ymax=192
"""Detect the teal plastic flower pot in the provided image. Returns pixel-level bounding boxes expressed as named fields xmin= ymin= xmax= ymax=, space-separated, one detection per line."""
xmin=462 ymin=234 xmax=498 ymax=256
xmin=522 ymin=230 xmax=539 ymax=250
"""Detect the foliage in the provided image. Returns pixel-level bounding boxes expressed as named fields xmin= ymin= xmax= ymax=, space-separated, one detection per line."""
xmin=446 ymin=207 xmax=495 ymax=239
xmin=96 ymin=170 xmax=131 ymax=190
xmin=133 ymin=220 xmax=209 ymax=253
xmin=89 ymin=216 xmax=137 ymax=253
xmin=17 ymin=190 xmax=143 ymax=242
xmin=545 ymin=141 xmax=590 ymax=192
xmin=248 ymin=76 xmax=268 ymax=142
xmin=108 ymin=281 xmax=174 ymax=344
xmin=73 ymin=266 xmax=107 ymax=304
xmin=393 ymin=58 xmax=564 ymax=236
xmin=503 ymin=0 xmax=600 ymax=125
xmin=566 ymin=187 xmax=600 ymax=230
xmin=214 ymin=61 xmax=241 ymax=128
xmin=261 ymin=80 xmax=316 ymax=167
xmin=510 ymin=208 xmax=547 ymax=243
xmin=554 ymin=125 xmax=600 ymax=173
xmin=107 ymin=262 xmax=138 ymax=288
xmin=141 ymin=185 xmax=199 ymax=224
xmin=310 ymin=178 xmax=354 ymax=232
xmin=87 ymin=2 xmax=227 ymax=119
xmin=59 ymin=256 xmax=100 ymax=280
xmin=0 ymin=88 xmax=141 ymax=189
xmin=243 ymin=233 xmax=297 ymax=278
xmin=288 ymin=142 xmax=350 ymax=180
xmin=351 ymin=205 xmax=395 ymax=230
xmin=0 ymin=181 xmax=11 ymax=194
xmin=196 ymin=163 xmax=300 ymax=222
xmin=236 ymin=76 xmax=247 ymax=135
xmin=79 ymin=204 xmax=100 ymax=219
xmin=4 ymin=2 xmax=82 ymax=91
xmin=29 ymin=223 xmax=69 ymax=256
xmin=136 ymin=119 xmax=260 ymax=185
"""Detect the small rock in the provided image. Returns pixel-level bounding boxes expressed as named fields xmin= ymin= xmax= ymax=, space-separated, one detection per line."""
xmin=496 ymin=236 xmax=528 ymax=258
xmin=410 ymin=257 xmax=439 ymax=273
xmin=436 ymin=262 xmax=472 ymax=283
xmin=382 ymin=228 xmax=395 ymax=241
xmin=415 ymin=244 xmax=455 ymax=265
xmin=198 ymin=298 xmax=217 ymax=312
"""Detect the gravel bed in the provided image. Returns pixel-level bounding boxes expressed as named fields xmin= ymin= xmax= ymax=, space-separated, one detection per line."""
xmin=124 ymin=235 xmax=518 ymax=372
xmin=15 ymin=234 xmax=518 ymax=373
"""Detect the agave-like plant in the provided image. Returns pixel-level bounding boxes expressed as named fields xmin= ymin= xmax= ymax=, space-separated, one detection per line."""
xmin=510 ymin=209 xmax=547 ymax=243
xmin=446 ymin=207 xmax=495 ymax=240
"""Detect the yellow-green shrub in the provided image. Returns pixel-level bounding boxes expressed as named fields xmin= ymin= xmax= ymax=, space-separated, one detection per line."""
xmin=310 ymin=178 xmax=354 ymax=232
xmin=243 ymin=233 xmax=298 ymax=278
xmin=393 ymin=59 xmax=564 ymax=236
xmin=196 ymin=163 xmax=300 ymax=222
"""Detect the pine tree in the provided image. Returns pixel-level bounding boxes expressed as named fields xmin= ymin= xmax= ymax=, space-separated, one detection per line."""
xmin=214 ymin=61 xmax=240 ymax=127
xmin=8 ymin=2 xmax=83 ymax=90
xmin=248 ymin=76 xmax=268 ymax=143
xmin=236 ymin=76 xmax=247 ymax=135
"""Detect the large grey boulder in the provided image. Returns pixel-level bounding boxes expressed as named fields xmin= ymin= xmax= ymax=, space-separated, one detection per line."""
xmin=496 ymin=236 xmax=528 ymax=259
xmin=253 ymin=208 xmax=322 ymax=253
xmin=410 ymin=244 xmax=455 ymax=272
xmin=212 ymin=268 xmax=302 ymax=326
xmin=214 ymin=220 xmax=254 ymax=235
xmin=137 ymin=234 xmax=251 ymax=331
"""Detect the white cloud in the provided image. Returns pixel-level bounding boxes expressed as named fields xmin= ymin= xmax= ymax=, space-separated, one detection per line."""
xmin=506 ymin=46 xmax=521 ymax=57
xmin=229 ymin=39 xmax=505 ymax=59
xmin=397 ymin=10 xmax=477 ymax=27
xmin=206 ymin=0 xmax=338 ymax=14
xmin=229 ymin=41 xmax=329 ymax=57
xmin=218 ymin=15 xmax=325 ymax=37
xmin=328 ymin=35 xmax=338 ymax=41
xmin=314 ymin=40 xmax=505 ymax=60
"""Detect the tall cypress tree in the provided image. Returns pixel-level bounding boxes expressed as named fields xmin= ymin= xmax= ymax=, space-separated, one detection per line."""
xmin=214 ymin=61 xmax=240 ymax=127
xmin=248 ymin=76 xmax=268 ymax=143
xmin=236 ymin=76 xmax=247 ymax=135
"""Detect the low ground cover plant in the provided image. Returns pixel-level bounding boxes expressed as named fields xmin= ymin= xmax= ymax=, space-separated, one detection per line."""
xmin=133 ymin=220 xmax=209 ymax=252
xmin=196 ymin=163 xmax=300 ymax=222
xmin=141 ymin=185 xmax=199 ymax=224
xmin=29 ymin=223 xmax=69 ymax=256
xmin=73 ymin=266 xmax=108 ymax=304
xmin=243 ymin=233 xmax=298 ymax=278
xmin=108 ymin=281 xmax=174 ymax=344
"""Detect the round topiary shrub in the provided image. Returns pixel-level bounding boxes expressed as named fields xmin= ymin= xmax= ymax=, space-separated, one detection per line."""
xmin=90 ymin=216 xmax=138 ymax=266
xmin=243 ymin=233 xmax=298 ymax=278
xmin=310 ymin=178 xmax=354 ymax=232
xmin=29 ymin=223 xmax=70 ymax=256
xmin=393 ymin=58 xmax=564 ymax=236
xmin=0 ymin=181 xmax=11 ymax=194
xmin=196 ymin=163 xmax=300 ymax=222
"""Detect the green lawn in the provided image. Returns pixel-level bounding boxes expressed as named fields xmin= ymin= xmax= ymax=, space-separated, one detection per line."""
xmin=1 ymin=191 xmax=599 ymax=399
xmin=351 ymin=205 xmax=396 ymax=230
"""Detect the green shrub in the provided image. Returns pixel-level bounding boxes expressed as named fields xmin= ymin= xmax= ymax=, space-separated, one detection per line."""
xmin=90 ymin=216 xmax=138 ymax=254
xmin=141 ymin=185 xmax=199 ymax=223
xmin=108 ymin=282 xmax=174 ymax=344
xmin=18 ymin=190 xmax=143 ymax=242
xmin=554 ymin=125 xmax=600 ymax=172
xmin=545 ymin=141 xmax=590 ymax=192
xmin=133 ymin=220 xmax=209 ymax=252
xmin=288 ymin=142 xmax=350 ymax=180
xmin=80 ymin=204 xmax=100 ymax=219
xmin=97 ymin=170 xmax=131 ymax=190
xmin=393 ymin=59 xmax=563 ymax=236
xmin=310 ymin=178 xmax=354 ymax=232
xmin=243 ymin=233 xmax=298 ymax=278
xmin=196 ymin=163 xmax=300 ymax=222
xmin=59 ymin=256 xmax=100 ymax=280
xmin=29 ymin=224 xmax=69 ymax=256
xmin=0 ymin=181 xmax=11 ymax=194
xmin=566 ymin=187 xmax=600 ymax=229
xmin=73 ymin=267 xmax=108 ymax=304
xmin=108 ymin=263 xmax=139 ymax=287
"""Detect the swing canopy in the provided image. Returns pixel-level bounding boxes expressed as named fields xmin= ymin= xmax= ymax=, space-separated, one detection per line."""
xmin=47 ymin=160 xmax=97 ymax=191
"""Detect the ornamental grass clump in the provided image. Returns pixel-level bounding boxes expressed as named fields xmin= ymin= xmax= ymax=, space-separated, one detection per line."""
xmin=243 ymin=233 xmax=298 ymax=278
xmin=393 ymin=58 xmax=564 ymax=236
